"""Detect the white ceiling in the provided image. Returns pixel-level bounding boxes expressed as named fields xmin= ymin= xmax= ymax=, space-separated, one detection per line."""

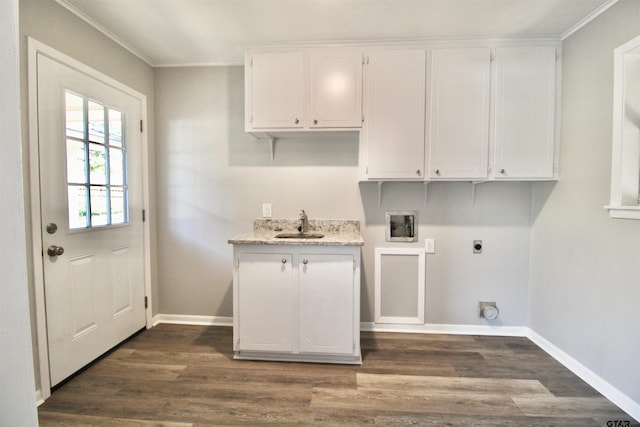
xmin=57 ymin=0 xmax=617 ymax=67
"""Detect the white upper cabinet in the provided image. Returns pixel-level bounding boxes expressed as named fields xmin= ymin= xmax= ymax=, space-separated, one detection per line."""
xmin=428 ymin=48 xmax=491 ymax=180
xmin=247 ymin=51 xmax=305 ymax=130
xmin=245 ymin=49 xmax=362 ymax=131
xmin=309 ymin=49 xmax=363 ymax=128
xmin=491 ymin=46 xmax=557 ymax=179
xmin=361 ymin=49 xmax=426 ymax=180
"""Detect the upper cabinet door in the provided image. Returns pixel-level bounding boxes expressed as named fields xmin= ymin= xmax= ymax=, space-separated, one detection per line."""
xmin=362 ymin=49 xmax=426 ymax=180
xmin=309 ymin=50 xmax=362 ymax=128
xmin=428 ymin=48 xmax=491 ymax=180
xmin=492 ymin=46 xmax=557 ymax=179
xmin=248 ymin=51 xmax=305 ymax=129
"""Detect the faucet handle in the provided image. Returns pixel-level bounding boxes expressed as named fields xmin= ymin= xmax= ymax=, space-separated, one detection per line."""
xmin=299 ymin=209 xmax=307 ymax=219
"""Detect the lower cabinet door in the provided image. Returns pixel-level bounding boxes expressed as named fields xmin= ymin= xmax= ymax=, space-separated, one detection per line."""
xmin=299 ymin=254 xmax=355 ymax=355
xmin=237 ymin=253 xmax=294 ymax=352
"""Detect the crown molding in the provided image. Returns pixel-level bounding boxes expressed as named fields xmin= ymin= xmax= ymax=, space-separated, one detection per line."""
xmin=561 ymin=0 xmax=620 ymax=40
xmin=55 ymin=0 xmax=156 ymax=66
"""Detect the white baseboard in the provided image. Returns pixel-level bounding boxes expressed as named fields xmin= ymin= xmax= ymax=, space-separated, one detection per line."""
xmin=360 ymin=321 xmax=528 ymax=336
xmin=150 ymin=315 xmax=638 ymax=420
xmin=527 ymin=329 xmax=640 ymax=422
xmin=151 ymin=314 xmax=232 ymax=327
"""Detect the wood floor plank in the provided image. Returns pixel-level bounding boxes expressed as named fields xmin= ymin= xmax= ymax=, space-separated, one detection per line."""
xmin=373 ymin=412 xmax=603 ymax=426
xmin=356 ymin=373 xmax=554 ymax=397
xmin=87 ymin=358 xmax=187 ymax=381
xmin=513 ymin=395 xmax=636 ymax=419
xmin=38 ymin=412 xmax=193 ymax=427
xmin=310 ymin=386 xmax=526 ymax=417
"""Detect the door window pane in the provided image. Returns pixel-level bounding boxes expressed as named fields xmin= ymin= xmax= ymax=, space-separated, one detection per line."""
xmin=68 ymin=185 xmax=88 ymax=229
xmin=65 ymin=90 xmax=128 ymax=230
xmin=66 ymin=139 xmax=86 ymax=184
xmin=90 ymin=187 xmax=109 ymax=227
xmin=111 ymin=187 xmax=126 ymax=224
xmin=88 ymin=101 xmax=105 ymax=143
xmin=65 ymin=92 xmax=84 ymax=139
xmin=89 ymin=143 xmax=107 ymax=185
xmin=109 ymin=147 xmax=124 ymax=186
xmin=108 ymin=109 xmax=123 ymax=147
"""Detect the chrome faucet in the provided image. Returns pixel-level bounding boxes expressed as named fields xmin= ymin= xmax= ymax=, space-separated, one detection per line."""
xmin=298 ymin=210 xmax=308 ymax=234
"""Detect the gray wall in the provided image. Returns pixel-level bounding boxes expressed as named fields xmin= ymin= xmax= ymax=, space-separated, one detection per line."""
xmin=19 ymin=0 xmax=156 ymax=394
xmin=154 ymin=66 xmax=532 ymax=326
xmin=1 ymin=0 xmax=39 ymax=424
xmin=530 ymin=0 xmax=640 ymax=406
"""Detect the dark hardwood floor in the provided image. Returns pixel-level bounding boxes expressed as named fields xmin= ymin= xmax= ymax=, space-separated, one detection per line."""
xmin=38 ymin=324 xmax=636 ymax=426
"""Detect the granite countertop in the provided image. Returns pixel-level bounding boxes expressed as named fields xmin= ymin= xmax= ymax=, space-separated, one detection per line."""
xmin=228 ymin=218 xmax=364 ymax=246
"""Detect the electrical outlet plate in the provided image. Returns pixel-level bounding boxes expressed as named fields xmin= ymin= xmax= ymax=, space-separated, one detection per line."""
xmin=424 ymin=239 xmax=435 ymax=254
xmin=262 ymin=203 xmax=272 ymax=218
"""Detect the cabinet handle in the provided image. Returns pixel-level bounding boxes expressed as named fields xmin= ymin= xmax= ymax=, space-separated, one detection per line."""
xmin=416 ymin=169 xmax=421 ymax=176
xmin=282 ymin=258 xmax=287 ymax=264
xmin=435 ymin=169 xmax=440 ymax=176
xmin=294 ymin=118 xmax=300 ymax=125
xmin=303 ymin=259 xmax=308 ymax=265
xmin=500 ymin=169 xmax=506 ymax=174
xmin=313 ymin=119 xmax=318 ymax=125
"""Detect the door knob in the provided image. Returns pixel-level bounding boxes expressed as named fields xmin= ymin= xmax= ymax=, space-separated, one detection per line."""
xmin=47 ymin=245 xmax=64 ymax=257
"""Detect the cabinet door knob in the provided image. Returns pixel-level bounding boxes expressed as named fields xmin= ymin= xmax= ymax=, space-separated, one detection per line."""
xmin=435 ymin=169 xmax=440 ymax=176
xmin=416 ymin=169 xmax=421 ymax=176
xmin=303 ymin=259 xmax=308 ymax=265
xmin=500 ymin=169 xmax=506 ymax=174
xmin=313 ymin=119 xmax=318 ymax=125
xmin=294 ymin=118 xmax=300 ymax=124
xmin=282 ymin=258 xmax=287 ymax=264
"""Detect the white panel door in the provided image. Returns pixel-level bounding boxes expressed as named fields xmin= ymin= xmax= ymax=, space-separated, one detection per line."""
xmin=37 ymin=53 xmax=145 ymax=386
xmin=429 ymin=48 xmax=491 ymax=179
xmin=249 ymin=51 xmax=305 ymax=129
xmin=309 ymin=49 xmax=362 ymax=128
xmin=362 ymin=50 xmax=426 ymax=180
xmin=237 ymin=253 xmax=295 ymax=352
xmin=299 ymin=254 xmax=354 ymax=355
xmin=492 ymin=46 xmax=557 ymax=179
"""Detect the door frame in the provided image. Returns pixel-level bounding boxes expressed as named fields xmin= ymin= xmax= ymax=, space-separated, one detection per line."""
xmin=27 ymin=38 xmax=153 ymax=402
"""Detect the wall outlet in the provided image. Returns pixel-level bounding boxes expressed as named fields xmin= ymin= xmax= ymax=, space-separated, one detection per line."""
xmin=425 ymin=239 xmax=435 ymax=254
xmin=262 ymin=203 xmax=272 ymax=218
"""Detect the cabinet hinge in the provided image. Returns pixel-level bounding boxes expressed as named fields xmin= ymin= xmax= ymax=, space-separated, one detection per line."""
xmin=236 ymin=337 xmax=240 ymax=347
xmin=490 ymin=53 xmax=494 ymax=62
xmin=555 ymin=50 xmax=559 ymax=61
xmin=235 ymin=258 xmax=240 ymax=268
xmin=250 ymin=57 xmax=253 ymax=67
xmin=353 ymin=259 xmax=356 ymax=270
xmin=353 ymin=340 xmax=356 ymax=352
xmin=365 ymin=166 xmax=368 ymax=175
xmin=365 ymin=55 xmax=369 ymax=65
xmin=250 ymin=115 xmax=253 ymax=124
xmin=142 ymin=209 xmax=146 ymax=222
xmin=144 ymin=296 xmax=148 ymax=309
xmin=140 ymin=119 xmax=143 ymax=133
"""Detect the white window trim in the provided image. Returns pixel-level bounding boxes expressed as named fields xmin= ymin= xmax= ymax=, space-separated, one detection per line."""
xmin=606 ymin=34 xmax=640 ymax=219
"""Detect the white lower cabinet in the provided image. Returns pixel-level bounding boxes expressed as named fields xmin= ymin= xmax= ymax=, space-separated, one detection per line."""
xmin=233 ymin=245 xmax=361 ymax=364
xmin=236 ymin=252 xmax=295 ymax=353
